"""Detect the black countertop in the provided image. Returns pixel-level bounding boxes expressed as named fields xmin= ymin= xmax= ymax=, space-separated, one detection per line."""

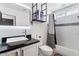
xmin=0 ymin=39 xmax=40 ymax=54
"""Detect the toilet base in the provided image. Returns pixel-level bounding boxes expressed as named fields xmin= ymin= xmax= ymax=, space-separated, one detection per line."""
xmin=39 ymin=52 xmax=53 ymax=56
xmin=38 ymin=48 xmax=53 ymax=56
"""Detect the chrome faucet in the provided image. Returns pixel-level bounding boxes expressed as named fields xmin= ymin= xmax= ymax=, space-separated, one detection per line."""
xmin=25 ymin=29 xmax=27 ymax=37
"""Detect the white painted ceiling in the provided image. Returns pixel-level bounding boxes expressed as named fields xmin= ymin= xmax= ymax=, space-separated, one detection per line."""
xmin=22 ymin=3 xmax=32 ymax=8
xmin=22 ymin=3 xmax=74 ymax=14
xmin=0 ymin=3 xmax=31 ymax=12
xmin=47 ymin=3 xmax=74 ymax=14
xmin=0 ymin=3 xmax=74 ymax=14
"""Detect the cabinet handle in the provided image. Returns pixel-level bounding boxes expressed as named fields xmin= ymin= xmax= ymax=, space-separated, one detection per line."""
xmin=21 ymin=50 xmax=24 ymax=56
xmin=16 ymin=51 xmax=18 ymax=56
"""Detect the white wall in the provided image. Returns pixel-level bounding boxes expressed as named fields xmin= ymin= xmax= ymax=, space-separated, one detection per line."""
xmin=0 ymin=4 xmax=30 ymax=26
xmin=31 ymin=22 xmax=48 ymax=45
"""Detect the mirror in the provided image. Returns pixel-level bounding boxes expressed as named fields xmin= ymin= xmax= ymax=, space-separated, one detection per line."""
xmin=0 ymin=3 xmax=31 ymax=26
xmin=0 ymin=13 xmax=16 ymax=26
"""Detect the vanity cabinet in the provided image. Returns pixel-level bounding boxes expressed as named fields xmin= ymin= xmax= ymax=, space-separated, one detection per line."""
xmin=0 ymin=43 xmax=39 ymax=56
xmin=0 ymin=49 xmax=20 ymax=56
xmin=20 ymin=43 xmax=38 ymax=56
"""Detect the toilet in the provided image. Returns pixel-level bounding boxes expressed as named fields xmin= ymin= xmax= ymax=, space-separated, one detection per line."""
xmin=39 ymin=45 xmax=53 ymax=56
xmin=38 ymin=40 xmax=53 ymax=56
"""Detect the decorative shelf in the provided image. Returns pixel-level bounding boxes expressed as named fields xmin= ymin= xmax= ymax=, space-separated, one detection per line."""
xmin=32 ymin=3 xmax=47 ymax=23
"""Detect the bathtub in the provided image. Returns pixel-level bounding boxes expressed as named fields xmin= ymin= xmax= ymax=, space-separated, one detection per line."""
xmin=56 ymin=45 xmax=79 ymax=56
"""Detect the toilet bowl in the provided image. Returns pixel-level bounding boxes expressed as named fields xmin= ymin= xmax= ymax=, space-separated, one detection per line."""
xmin=39 ymin=45 xmax=53 ymax=56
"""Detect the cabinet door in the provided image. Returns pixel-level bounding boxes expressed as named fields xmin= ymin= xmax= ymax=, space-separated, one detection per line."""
xmin=0 ymin=49 xmax=20 ymax=56
xmin=21 ymin=43 xmax=38 ymax=56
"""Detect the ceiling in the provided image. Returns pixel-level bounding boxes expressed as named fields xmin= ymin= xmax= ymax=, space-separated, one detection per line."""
xmin=0 ymin=3 xmax=74 ymax=14
xmin=47 ymin=3 xmax=74 ymax=14
xmin=22 ymin=3 xmax=74 ymax=14
xmin=0 ymin=3 xmax=31 ymax=12
xmin=22 ymin=3 xmax=32 ymax=8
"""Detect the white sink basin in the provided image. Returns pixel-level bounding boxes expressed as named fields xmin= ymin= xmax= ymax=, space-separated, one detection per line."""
xmin=6 ymin=37 xmax=28 ymax=46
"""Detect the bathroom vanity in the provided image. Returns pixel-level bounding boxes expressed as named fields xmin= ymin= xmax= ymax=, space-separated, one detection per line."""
xmin=0 ymin=39 xmax=39 ymax=56
xmin=0 ymin=25 xmax=40 ymax=56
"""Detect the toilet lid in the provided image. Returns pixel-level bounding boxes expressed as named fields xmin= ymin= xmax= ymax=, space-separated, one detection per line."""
xmin=40 ymin=45 xmax=53 ymax=51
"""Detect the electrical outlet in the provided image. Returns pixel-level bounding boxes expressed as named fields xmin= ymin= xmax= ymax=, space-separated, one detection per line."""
xmin=39 ymin=36 xmax=41 ymax=38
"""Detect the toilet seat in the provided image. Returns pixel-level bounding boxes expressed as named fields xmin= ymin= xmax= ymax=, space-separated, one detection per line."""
xmin=40 ymin=45 xmax=53 ymax=52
